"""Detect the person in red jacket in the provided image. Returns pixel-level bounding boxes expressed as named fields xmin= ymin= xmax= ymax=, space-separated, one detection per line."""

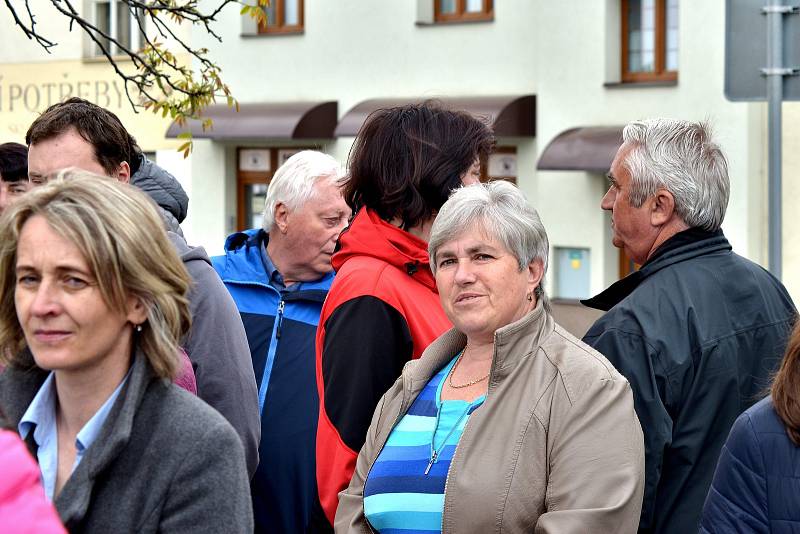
xmin=314 ymin=101 xmax=495 ymax=530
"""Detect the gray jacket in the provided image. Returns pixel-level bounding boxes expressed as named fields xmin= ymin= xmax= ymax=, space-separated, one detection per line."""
xmin=0 ymin=350 xmax=253 ymax=534
xmin=129 ymin=155 xmax=259 ymax=477
xmin=168 ymin=231 xmax=261 ymax=477
xmin=130 ymin=154 xmax=188 ymax=235
xmin=336 ymin=303 xmax=645 ymax=533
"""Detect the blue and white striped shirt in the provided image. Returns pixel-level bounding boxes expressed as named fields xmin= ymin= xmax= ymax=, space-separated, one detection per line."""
xmin=363 ymin=355 xmax=485 ymax=534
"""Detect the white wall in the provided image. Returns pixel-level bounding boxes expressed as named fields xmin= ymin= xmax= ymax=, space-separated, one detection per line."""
xmin=778 ymin=103 xmax=800 ymax=301
xmin=182 ymin=0 xmax=778 ymax=298
xmin=534 ymin=0 xmax=767 ymax=295
xmin=0 ymin=1 xmax=82 ymax=62
xmin=187 ymin=0 xmax=542 ymax=255
xmin=196 ymin=0 xmax=538 ymax=112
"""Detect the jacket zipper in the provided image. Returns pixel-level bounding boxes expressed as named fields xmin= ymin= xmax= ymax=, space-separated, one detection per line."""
xmin=441 ymin=343 xmax=497 ymax=533
xmin=275 ymin=300 xmax=285 ymax=339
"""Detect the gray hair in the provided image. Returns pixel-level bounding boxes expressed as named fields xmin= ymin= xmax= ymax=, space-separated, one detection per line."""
xmin=262 ymin=150 xmax=345 ymax=231
xmin=429 ymin=180 xmax=550 ymax=312
xmin=622 ymin=118 xmax=730 ymax=231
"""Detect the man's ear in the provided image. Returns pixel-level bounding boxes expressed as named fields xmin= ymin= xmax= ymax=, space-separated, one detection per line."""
xmin=273 ymin=202 xmax=290 ymax=234
xmin=650 ymin=188 xmax=676 ymax=226
xmin=116 ymin=161 xmax=131 ymax=184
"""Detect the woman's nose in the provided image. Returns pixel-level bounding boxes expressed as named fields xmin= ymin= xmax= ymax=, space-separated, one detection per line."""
xmin=29 ymin=280 xmax=61 ymax=317
xmin=453 ymin=260 xmax=476 ymax=284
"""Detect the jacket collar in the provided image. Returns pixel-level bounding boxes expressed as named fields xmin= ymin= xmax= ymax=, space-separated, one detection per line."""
xmin=216 ymin=228 xmax=334 ymax=299
xmin=55 ymin=349 xmax=155 ymax=529
xmin=582 ymin=228 xmax=731 ymax=311
xmin=333 ymin=208 xmax=437 ymax=291
xmin=0 ymin=347 xmax=157 ymax=529
xmin=406 ymin=302 xmax=552 ymax=397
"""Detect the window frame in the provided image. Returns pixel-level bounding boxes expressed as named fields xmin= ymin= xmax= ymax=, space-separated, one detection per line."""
xmin=480 ymin=146 xmax=517 ymax=184
xmin=620 ymin=0 xmax=677 ymax=83
xmin=434 ymin=0 xmax=493 ymax=23
xmin=90 ymin=0 xmax=143 ymax=57
xmin=236 ymin=146 xmax=316 ymax=231
xmin=257 ymin=0 xmax=304 ymax=35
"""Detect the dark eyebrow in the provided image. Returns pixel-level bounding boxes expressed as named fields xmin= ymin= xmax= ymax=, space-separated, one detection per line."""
xmin=606 ymin=172 xmax=618 ymax=186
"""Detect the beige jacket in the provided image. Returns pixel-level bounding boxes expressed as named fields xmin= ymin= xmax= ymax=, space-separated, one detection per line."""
xmin=335 ymin=304 xmax=645 ymax=533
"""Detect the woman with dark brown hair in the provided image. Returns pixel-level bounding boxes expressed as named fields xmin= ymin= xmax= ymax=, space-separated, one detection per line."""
xmin=699 ymin=319 xmax=800 ymax=532
xmin=313 ymin=101 xmax=495 ymax=529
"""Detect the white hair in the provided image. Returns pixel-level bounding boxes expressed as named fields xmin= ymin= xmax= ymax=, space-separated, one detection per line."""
xmin=622 ymin=118 xmax=730 ymax=231
xmin=428 ymin=180 xmax=551 ymax=312
xmin=262 ymin=150 xmax=345 ymax=231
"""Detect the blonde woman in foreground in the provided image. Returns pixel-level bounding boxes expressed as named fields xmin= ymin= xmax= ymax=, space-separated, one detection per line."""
xmin=0 ymin=171 xmax=252 ymax=533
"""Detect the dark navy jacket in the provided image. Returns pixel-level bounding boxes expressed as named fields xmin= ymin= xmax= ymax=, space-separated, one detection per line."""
xmin=582 ymin=229 xmax=796 ymax=533
xmin=212 ymin=229 xmax=334 ymax=534
xmin=700 ymin=396 xmax=800 ymax=533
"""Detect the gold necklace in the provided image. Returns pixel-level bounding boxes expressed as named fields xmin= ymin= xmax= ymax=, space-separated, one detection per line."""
xmin=448 ymin=347 xmax=491 ymax=389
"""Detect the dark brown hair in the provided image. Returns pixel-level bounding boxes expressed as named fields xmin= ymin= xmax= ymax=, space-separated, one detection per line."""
xmin=344 ymin=100 xmax=495 ymax=230
xmin=25 ymin=97 xmax=141 ymax=176
xmin=0 ymin=143 xmax=28 ymax=183
xmin=772 ymin=318 xmax=800 ymax=445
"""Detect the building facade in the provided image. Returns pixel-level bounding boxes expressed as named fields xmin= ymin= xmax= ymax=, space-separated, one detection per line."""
xmin=0 ymin=0 xmax=189 ymax=198
xmin=184 ymin=0 xmax=798 ymax=300
xmin=2 ymin=1 xmax=797 ymax=301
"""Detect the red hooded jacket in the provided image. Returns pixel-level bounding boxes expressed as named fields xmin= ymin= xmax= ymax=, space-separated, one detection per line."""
xmin=314 ymin=208 xmax=451 ymax=528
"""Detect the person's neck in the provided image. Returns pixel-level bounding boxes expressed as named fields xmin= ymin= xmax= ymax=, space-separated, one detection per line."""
xmin=266 ymin=235 xmax=318 ymax=286
xmin=644 ymin=218 xmax=691 ymax=263
xmin=54 ymin=349 xmax=131 ymax=436
xmin=389 ymin=217 xmax=433 ymax=243
xmin=462 ymin=338 xmax=494 ymax=362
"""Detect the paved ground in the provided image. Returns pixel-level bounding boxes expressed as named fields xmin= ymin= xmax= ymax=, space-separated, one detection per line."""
xmin=550 ymin=299 xmax=605 ymax=339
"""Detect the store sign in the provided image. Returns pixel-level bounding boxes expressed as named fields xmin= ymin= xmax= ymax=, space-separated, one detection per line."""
xmin=0 ymin=59 xmax=177 ymax=150
xmin=0 ymin=76 xmax=125 ymax=113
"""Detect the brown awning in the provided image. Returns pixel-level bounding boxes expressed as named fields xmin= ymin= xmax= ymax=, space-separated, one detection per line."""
xmin=536 ymin=126 xmax=625 ymax=172
xmin=334 ymin=95 xmax=535 ymax=137
xmin=165 ymin=101 xmax=338 ymax=140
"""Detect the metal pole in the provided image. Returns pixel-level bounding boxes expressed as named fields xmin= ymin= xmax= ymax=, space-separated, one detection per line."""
xmin=765 ymin=0 xmax=785 ymax=280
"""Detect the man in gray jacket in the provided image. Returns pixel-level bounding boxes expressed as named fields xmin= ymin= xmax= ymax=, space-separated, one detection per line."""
xmin=24 ymin=98 xmax=260 ymax=477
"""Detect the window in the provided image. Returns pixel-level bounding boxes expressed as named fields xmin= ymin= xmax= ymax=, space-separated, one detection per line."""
xmin=434 ymin=0 xmax=493 ymax=23
xmin=237 ymin=147 xmax=315 ymax=230
xmin=92 ymin=0 xmax=143 ymax=57
xmin=258 ymin=0 xmax=304 ymax=34
xmin=621 ymin=0 xmax=678 ymax=82
xmin=482 ymin=147 xmax=517 ymax=184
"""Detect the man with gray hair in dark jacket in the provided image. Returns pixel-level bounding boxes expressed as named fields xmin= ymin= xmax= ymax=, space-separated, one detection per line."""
xmin=582 ymin=118 xmax=796 ymax=533
xmin=24 ymin=98 xmax=260 ymax=478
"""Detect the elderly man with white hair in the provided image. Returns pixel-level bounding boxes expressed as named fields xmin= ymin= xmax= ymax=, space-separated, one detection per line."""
xmin=212 ymin=150 xmax=350 ymax=534
xmin=581 ymin=119 xmax=796 ymax=534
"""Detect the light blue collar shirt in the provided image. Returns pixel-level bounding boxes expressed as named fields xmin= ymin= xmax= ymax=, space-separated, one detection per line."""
xmin=18 ymin=368 xmax=131 ymax=501
xmin=260 ymin=241 xmax=301 ymax=293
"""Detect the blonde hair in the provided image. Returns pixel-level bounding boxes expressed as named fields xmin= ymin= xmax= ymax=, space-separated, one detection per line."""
xmin=0 ymin=169 xmax=191 ymax=378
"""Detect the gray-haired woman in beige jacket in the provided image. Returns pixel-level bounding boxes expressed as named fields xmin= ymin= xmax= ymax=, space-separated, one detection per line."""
xmin=335 ymin=181 xmax=645 ymax=533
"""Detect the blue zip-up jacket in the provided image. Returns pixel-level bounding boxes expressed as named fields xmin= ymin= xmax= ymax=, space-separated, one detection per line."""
xmin=212 ymin=229 xmax=334 ymax=534
xmin=700 ymin=395 xmax=800 ymax=533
